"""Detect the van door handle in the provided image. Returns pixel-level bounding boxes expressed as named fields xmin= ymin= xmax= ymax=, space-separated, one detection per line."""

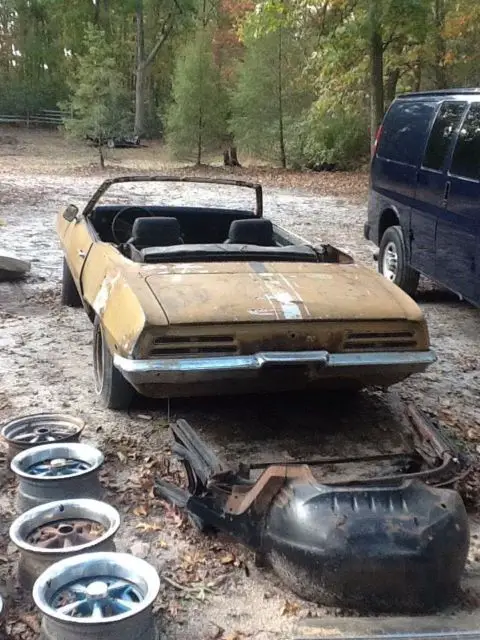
xmin=443 ymin=180 xmax=451 ymax=203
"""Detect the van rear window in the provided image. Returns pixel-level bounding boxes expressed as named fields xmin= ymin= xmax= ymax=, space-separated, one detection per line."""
xmin=450 ymin=103 xmax=480 ymax=180
xmin=423 ymin=101 xmax=466 ymax=171
xmin=376 ymin=101 xmax=436 ymax=165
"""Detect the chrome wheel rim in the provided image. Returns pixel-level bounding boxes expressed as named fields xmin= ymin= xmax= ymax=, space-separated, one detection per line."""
xmin=51 ymin=577 xmax=142 ymax=619
xmin=93 ymin=325 xmax=104 ymax=394
xmin=1 ymin=414 xmax=84 ymax=447
xmin=27 ymin=458 xmax=91 ymax=477
xmin=10 ymin=499 xmax=120 ymax=555
xmin=11 ymin=443 xmax=104 ymax=481
xmin=33 ymin=552 xmax=160 ymax=625
xmin=382 ymin=241 xmax=398 ymax=281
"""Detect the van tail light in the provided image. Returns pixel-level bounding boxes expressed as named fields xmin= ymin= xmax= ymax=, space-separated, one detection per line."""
xmin=372 ymin=124 xmax=384 ymax=154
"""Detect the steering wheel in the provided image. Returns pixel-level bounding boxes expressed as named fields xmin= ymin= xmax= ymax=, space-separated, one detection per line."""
xmin=111 ymin=206 xmax=153 ymax=244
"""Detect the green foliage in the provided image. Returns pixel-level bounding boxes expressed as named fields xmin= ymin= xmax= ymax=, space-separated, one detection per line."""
xmin=62 ymin=25 xmax=132 ymax=166
xmin=165 ymin=26 xmax=229 ymax=163
xmin=230 ymin=26 xmax=314 ymax=166
xmin=291 ymin=104 xmax=370 ymax=170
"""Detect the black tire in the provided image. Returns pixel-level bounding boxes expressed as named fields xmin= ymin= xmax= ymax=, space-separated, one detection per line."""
xmin=61 ymin=258 xmax=82 ymax=307
xmin=378 ymin=225 xmax=419 ymax=297
xmin=93 ymin=318 xmax=135 ymax=410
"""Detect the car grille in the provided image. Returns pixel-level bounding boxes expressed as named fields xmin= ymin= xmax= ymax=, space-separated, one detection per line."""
xmin=343 ymin=331 xmax=417 ymax=352
xmin=149 ymin=335 xmax=238 ymax=357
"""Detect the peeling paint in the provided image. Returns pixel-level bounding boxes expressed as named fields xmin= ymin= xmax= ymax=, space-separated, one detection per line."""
xmin=92 ymin=272 xmax=120 ymax=316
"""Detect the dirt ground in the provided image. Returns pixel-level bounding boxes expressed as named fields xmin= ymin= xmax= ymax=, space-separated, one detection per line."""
xmin=0 ymin=129 xmax=480 ymax=640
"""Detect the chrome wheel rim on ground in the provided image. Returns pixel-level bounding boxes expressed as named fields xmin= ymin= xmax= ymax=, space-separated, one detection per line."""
xmin=11 ymin=443 xmax=104 ymax=513
xmin=382 ymin=241 xmax=398 ymax=281
xmin=1 ymin=413 xmax=85 ymax=462
xmin=10 ymin=499 xmax=120 ymax=590
xmin=33 ymin=552 xmax=160 ymax=640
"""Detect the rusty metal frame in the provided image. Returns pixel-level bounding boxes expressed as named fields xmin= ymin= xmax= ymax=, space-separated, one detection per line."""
xmin=156 ymin=402 xmax=470 ymax=522
xmin=81 ymin=175 xmax=264 ymax=219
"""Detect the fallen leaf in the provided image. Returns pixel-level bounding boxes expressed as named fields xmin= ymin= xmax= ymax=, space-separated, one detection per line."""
xmin=157 ymin=539 xmax=169 ymax=549
xmin=136 ymin=521 xmax=162 ymax=533
xmin=117 ymin=451 xmax=127 ymax=463
xmin=133 ymin=504 xmax=149 ymax=517
xmin=18 ymin=614 xmax=41 ymax=634
xmin=281 ymin=599 xmax=301 ymax=616
xmin=137 ymin=413 xmax=152 ymax=421
xmin=220 ymin=553 xmax=235 ymax=565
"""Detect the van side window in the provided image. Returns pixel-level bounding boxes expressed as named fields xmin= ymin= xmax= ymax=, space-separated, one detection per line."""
xmin=450 ymin=103 xmax=480 ymax=180
xmin=376 ymin=101 xmax=436 ymax=165
xmin=422 ymin=102 xmax=466 ymax=171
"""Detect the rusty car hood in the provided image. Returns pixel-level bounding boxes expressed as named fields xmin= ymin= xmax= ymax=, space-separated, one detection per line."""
xmin=143 ymin=262 xmax=423 ymax=324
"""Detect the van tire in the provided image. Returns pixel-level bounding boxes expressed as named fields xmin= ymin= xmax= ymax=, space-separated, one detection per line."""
xmin=61 ymin=258 xmax=82 ymax=307
xmin=378 ymin=226 xmax=419 ymax=297
xmin=93 ymin=317 xmax=135 ymax=410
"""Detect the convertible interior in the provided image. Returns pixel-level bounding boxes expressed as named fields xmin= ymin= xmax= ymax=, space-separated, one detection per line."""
xmin=89 ymin=204 xmax=351 ymax=264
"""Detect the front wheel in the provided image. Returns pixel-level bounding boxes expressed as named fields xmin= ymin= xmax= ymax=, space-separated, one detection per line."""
xmin=378 ymin=225 xmax=419 ymax=297
xmin=93 ymin=318 xmax=135 ymax=410
xmin=61 ymin=258 xmax=82 ymax=307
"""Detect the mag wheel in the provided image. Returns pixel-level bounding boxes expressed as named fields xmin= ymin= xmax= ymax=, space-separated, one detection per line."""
xmin=10 ymin=499 xmax=120 ymax=590
xmin=1 ymin=413 xmax=85 ymax=462
xmin=11 ymin=443 xmax=104 ymax=513
xmin=33 ymin=552 xmax=160 ymax=640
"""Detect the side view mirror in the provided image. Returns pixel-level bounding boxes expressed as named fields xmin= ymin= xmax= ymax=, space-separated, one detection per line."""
xmin=62 ymin=204 xmax=79 ymax=222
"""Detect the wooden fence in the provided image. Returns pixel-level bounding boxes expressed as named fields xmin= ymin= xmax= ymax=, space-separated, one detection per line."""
xmin=0 ymin=109 xmax=70 ymax=127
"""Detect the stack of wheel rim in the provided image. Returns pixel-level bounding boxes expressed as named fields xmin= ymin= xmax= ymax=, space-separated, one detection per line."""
xmin=3 ymin=412 xmax=161 ymax=639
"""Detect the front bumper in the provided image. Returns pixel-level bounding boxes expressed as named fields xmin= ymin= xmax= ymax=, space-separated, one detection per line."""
xmin=113 ymin=349 xmax=437 ymax=391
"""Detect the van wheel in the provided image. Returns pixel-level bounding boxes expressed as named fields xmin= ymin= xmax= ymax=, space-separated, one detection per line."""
xmin=93 ymin=317 xmax=135 ymax=410
xmin=379 ymin=226 xmax=419 ymax=297
xmin=61 ymin=258 xmax=82 ymax=307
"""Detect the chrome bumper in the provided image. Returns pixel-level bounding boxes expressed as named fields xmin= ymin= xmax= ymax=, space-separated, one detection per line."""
xmin=114 ymin=350 xmax=437 ymax=386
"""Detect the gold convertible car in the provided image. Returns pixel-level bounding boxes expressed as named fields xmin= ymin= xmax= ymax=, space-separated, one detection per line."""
xmin=57 ymin=176 xmax=436 ymax=409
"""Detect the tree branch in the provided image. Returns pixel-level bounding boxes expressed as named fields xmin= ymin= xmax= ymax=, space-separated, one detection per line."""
xmin=143 ymin=15 xmax=175 ymax=69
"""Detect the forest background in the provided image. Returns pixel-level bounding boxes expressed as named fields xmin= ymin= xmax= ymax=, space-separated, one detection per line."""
xmin=0 ymin=0 xmax=478 ymax=169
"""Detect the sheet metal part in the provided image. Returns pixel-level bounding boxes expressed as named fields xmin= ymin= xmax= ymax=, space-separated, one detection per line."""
xmin=155 ymin=404 xmax=470 ymax=612
xmin=293 ymin=615 xmax=480 ymax=640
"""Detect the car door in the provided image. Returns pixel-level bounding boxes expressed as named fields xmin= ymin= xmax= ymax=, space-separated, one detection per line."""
xmin=410 ymin=101 xmax=467 ymax=276
xmin=437 ymin=102 xmax=480 ymax=302
xmin=62 ymin=213 xmax=94 ymax=294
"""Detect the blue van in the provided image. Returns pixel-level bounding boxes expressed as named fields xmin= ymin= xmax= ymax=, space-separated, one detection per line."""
xmin=366 ymin=89 xmax=480 ymax=306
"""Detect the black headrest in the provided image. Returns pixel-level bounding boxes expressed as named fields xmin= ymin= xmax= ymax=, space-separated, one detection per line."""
xmin=227 ymin=219 xmax=275 ymax=246
xmin=131 ymin=217 xmax=182 ymax=247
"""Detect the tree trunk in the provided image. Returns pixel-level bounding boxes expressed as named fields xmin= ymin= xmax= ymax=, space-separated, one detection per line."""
xmin=134 ymin=0 xmax=146 ymax=137
xmin=134 ymin=1 xmax=176 ymax=137
xmin=414 ymin=63 xmax=422 ymax=92
xmin=230 ymin=145 xmax=240 ymax=167
xmin=99 ymin=144 xmax=105 ymax=169
xmin=277 ymin=28 xmax=286 ymax=169
xmin=197 ymin=112 xmax=203 ymax=165
xmin=433 ymin=0 xmax=447 ymax=89
xmin=369 ymin=0 xmax=384 ymax=149
xmin=384 ymin=68 xmax=399 ymax=105
xmin=223 ymin=145 xmax=241 ymax=167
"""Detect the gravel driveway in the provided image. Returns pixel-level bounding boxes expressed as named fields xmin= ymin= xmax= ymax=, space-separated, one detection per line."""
xmin=1 ymin=171 xmax=479 ymax=639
